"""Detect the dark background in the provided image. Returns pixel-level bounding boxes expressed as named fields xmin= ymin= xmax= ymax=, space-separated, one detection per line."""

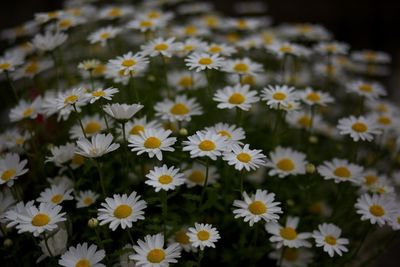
xmin=0 ymin=0 xmax=399 ymax=265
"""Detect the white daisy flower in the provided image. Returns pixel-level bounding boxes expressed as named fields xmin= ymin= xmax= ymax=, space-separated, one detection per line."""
xmin=103 ymin=103 xmax=144 ymax=121
xmin=355 ymin=193 xmax=396 ymax=226
xmin=185 ymin=52 xmax=225 ymax=72
xmin=99 ymin=6 xmax=133 ymax=20
xmin=126 ymin=16 xmax=165 ymax=32
xmin=337 ymin=116 xmax=382 ymax=142
xmin=176 ymin=38 xmax=208 ymax=55
xmin=0 ymin=189 xmax=16 ymax=219
xmin=14 ymin=58 xmax=53 ymax=79
xmin=187 ymin=223 xmax=220 ymax=250
xmin=0 ymin=53 xmax=23 ymax=74
xmin=121 ymin=116 xmax=162 ymax=137
xmin=261 ymin=85 xmax=300 ymax=109
xmin=59 ymin=243 xmax=105 ymax=267
xmin=129 ymin=233 xmax=181 ymax=266
xmin=9 ymin=97 xmax=42 ymax=122
xmin=314 ymin=41 xmax=349 ymax=55
xmin=205 ymin=122 xmax=245 ymax=146
xmin=223 ymin=144 xmax=266 ymax=171
xmin=265 ymin=216 xmax=312 ymax=248
xmin=169 ymin=228 xmax=195 ymax=252
xmin=223 ymin=58 xmax=263 ymax=76
xmin=46 ymin=142 xmax=76 ymax=167
xmin=286 ymin=111 xmax=323 ymax=130
xmin=269 ymin=248 xmax=313 ymax=267
xmin=97 ymin=191 xmax=147 ymax=231
xmin=31 ymin=31 xmax=68 ymax=52
xmin=184 ymin=163 xmax=219 ymax=188
xmin=0 ymin=153 xmax=28 ymax=186
xmin=213 ymin=83 xmax=260 ymax=111
xmin=317 ymin=158 xmax=363 ymax=184
xmin=347 ymin=80 xmax=386 ymax=100
xmin=268 ymin=42 xmax=304 ymax=58
xmin=88 ymin=26 xmax=121 ymax=47
xmin=168 ymin=71 xmax=206 ymax=91
xmin=34 ymin=10 xmax=63 ymax=24
xmin=206 ymin=43 xmax=236 ymax=56
xmin=351 ymin=50 xmax=391 ymax=64
xmin=155 ymin=95 xmax=203 ymax=122
xmin=107 ymin=52 xmax=149 ymax=76
xmin=182 ymin=130 xmax=228 ymax=160
xmin=37 ymin=184 xmax=74 ymax=206
xmin=141 ymin=37 xmax=179 ymax=58
xmin=76 ymin=133 xmax=120 ymax=158
xmin=173 ymin=24 xmax=210 ymax=38
xmin=76 ymin=190 xmax=99 ymax=208
xmin=145 ymin=164 xmax=185 ymax=192
xmin=300 ymin=87 xmax=334 ymax=106
xmin=128 ymin=128 xmax=176 ymax=161
xmin=54 ymin=87 xmax=90 ymax=112
xmin=312 ymin=223 xmax=349 ymax=257
xmin=87 ymin=87 xmax=119 ymax=104
xmin=233 ymin=189 xmax=282 ymax=226
xmin=266 ymin=147 xmax=307 ymax=178
xmin=388 ymin=210 xmax=400 ymax=231
xmin=69 ymin=114 xmax=106 ymax=139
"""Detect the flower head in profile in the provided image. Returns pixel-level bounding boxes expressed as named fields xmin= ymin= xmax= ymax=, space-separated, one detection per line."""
xmin=59 ymin=243 xmax=105 ymax=267
xmin=103 ymin=103 xmax=144 ymax=121
xmin=155 ymin=95 xmax=203 ymax=122
xmin=0 ymin=153 xmax=28 ymax=187
xmin=87 ymin=87 xmax=119 ymax=104
xmin=76 ymin=133 xmax=120 ymax=158
xmin=88 ymin=26 xmax=121 ymax=47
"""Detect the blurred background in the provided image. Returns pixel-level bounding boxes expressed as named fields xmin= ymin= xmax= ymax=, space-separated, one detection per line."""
xmin=0 ymin=0 xmax=399 ymax=265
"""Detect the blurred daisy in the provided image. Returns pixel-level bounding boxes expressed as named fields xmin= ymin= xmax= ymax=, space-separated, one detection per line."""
xmin=126 ymin=16 xmax=164 ymax=32
xmin=205 ymin=122 xmax=245 ymax=146
xmin=31 ymin=31 xmax=68 ymax=52
xmin=145 ymin=164 xmax=185 ymax=192
xmin=351 ymin=50 xmax=391 ymax=64
xmin=183 ymin=130 xmax=228 ymax=160
xmin=88 ymin=26 xmax=121 ymax=47
xmin=122 ymin=116 xmax=161 ymax=137
xmin=185 ymin=52 xmax=224 ymax=72
xmin=107 ymin=52 xmax=149 ymax=76
xmin=355 ymin=193 xmax=396 ymax=226
xmin=97 ymin=191 xmax=147 ymax=231
xmin=87 ymin=87 xmax=119 ymax=104
xmin=76 ymin=190 xmax=99 ymax=208
xmin=37 ymin=184 xmax=74 ymax=206
xmin=206 ymin=43 xmax=236 ymax=56
xmin=0 ymin=153 xmax=28 ymax=187
xmin=38 ymin=227 xmax=68 ymax=262
xmin=9 ymin=97 xmax=42 ymax=122
xmin=269 ymin=248 xmax=313 ymax=267
xmin=265 ymin=216 xmax=312 ymax=248
xmin=0 ymin=53 xmax=23 ymax=74
xmin=187 ymin=223 xmax=220 ymax=250
xmin=300 ymin=88 xmax=334 ymax=106
xmin=155 ymin=95 xmax=203 ymax=122
xmin=266 ymin=147 xmax=307 ymax=178
xmin=103 ymin=103 xmax=144 ymax=121
xmin=233 ymin=189 xmax=282 ymax=226
xmin=46 ymin=142 xmax=75 ymax=167
xmin=54 ymin=87 xmax=89 ymax=111
xmin=14 ymin=58 xmax=52 ymax=79
xmin=314 ymin=41 xmax=349 ymax=55
xmin=184 ymin=163 xmax=219 ymax=188
xmin=312 ymin=223 xmax=349 ymax=257
xmin=176 ymin=38 xmax=208 ymax=55
xmin=141 ymin=37 xmax=179 ymax=58
xmin=337 ymin=115 xmax=381 ymax=142
xmin=317 ymin=158 xmax=363 ymax=184
xmin=388 ymin=210 xmax=400 ymax=231
xmin=129 ymin=233 xmax=181 ymax=266
xmin=76 ymin=133 xmax=120 ymax=158
xmin=170 ymin=228 xmax=194 ymax=252
xmin=261 ymin=85 xmax=300 ymax=109
xmin=168 ymin=71 xmax=206 ymax=90
xmin=213 ymin=83 xmax=259 ymax=111
xmin=70 ymin=114 xmax=106 ymax=139
xmin=223 ymin=144 xmax=266 ymax=171
xmin=99 ymin=6 xmax=133 ymax=20
xmin=128 ymin=128 xmax=176 ymax=161
xmin=268 ymin=42 xmax=303 ymax=58
xmin=223 ymin=58 xmax=263 ymax=76
xmin=59 ymin=243 xmax=105 ymax=267
xmin=347 ymin=80 xmax=386 ymax=100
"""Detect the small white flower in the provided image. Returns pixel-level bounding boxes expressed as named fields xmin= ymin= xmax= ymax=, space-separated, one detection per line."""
xmin=206 ymin=43 xmax=236 ymax=56
xmin=317 ymin=158 xmax=363 ymax=184
xmin=300 ymin=87 xmax=334 ymax=106
xmin=31 ymin=31 xmax=68 ymax=52
xmin=184 ymin=163 xmax=219 ymax=188
xmin=103 ymin=103 xmax=144 ymax=121
xmin=88 ymin=26 xmax=121 ymax=47
xmin=213 ymin=83 xmax=259 ymax=111
xmin=355 ymin=193 xmax=396 ymax=226
xmin=182 ymin=130 xmax=228 ymax=160
xmin=185 ymin=52 xmax=225 ymax=72
xmin=155 ymin=95 xmax=203 ymax=122
xmin=87 ymin=87 xmax=119 ymax=104
xmin=261 ymin=85 xmax=300 ymax=109
xmin=266 ymin=147 xmax=307 ymax=178
xmin=351 ymin=50 xmax=391 ymax=64
xmin=223 ymin=57 xmax=263 ymax=76
xmin=59 ymin=243 xmax=105 ymax=267
xmin=141 ymin=37 xmax=179 ymax=58
xmin=76 ymin=190 xmax=99 ymax=208
xmin=337 ymin=116 xmax=381 ymax=142
xmin=69 ymin=114 xmax=107 ymax=139
xmin=347 ymin=80 xmax=386 ymax=100
xmin=205 ymin=122 xmax=246 ymax=146
xmin=9 ymin=97 xmax=42 ymax=122
xmin=187 ymin=223 xmax=220 ymax=250
xmin=0 ymin=153 xmax=28 ymax=187
xmin=223 ymin=144 xmax=266 ymax=171
xmin=268 ymin=42 xmax=304 ymax=58
xmin=145 ymin=164 xmax=185 ymax=192
xmin=76 ymin=133 xmax=120 ymax=158
xmin=312 ymin=223 xmax=349 ymax=257
xmin=107 ymin=51 xmax=149 ymax=76
xmin=37 ymin=184 xmax=74 ymax=206
xmin=314 ymin=41 xmax=349 ymax=55
xmin=46 ymin=142 xmax=76 ymax=167
xmin=269 ymin=247 xmax=314 ymax=267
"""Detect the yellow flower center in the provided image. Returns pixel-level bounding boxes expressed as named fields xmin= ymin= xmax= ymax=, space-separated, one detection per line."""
xmin=209 ymin=45 xmax=222 ymax=53
xmin=378 ymin=116 xmax=391 ymax=125
xmin=183 ymin=45 xmax=194 ymax=52
xmin=64 ymin=94 xmax=78 ymax=104
xmin=324 ymin=235 xmax=337 ymax=245
xmin=218 ymin=130 xmax=232 ymax=139
xmin=276 ymin=158 xmax=295 ymax=171
xmin=23 ymin=107 xmax=34 ymax=117
xmin=122 ymin=59 xmax=136 ymax=67
xmin=25 ymin=62 xmax=39 ymax=74
xmin=184 ymin=26 xmax=197 ymax=35
xmin=233 ymin=63 xmax=249 ymax=73
xmin=108 ymin=8 xmax=121 ymax=17
xmin=99 ymin=32 xmax=110 ymax=39
xmin=237 ymin=19 xmax=248 ymax=29
xmin=140 ymin=20 xmax=153 ymax=28
xmin=83 ymin=197 xmax=94 ymax=206
xmin=144 ymin=137 xmax=161 ymax=149
xmin=84 ymin=122 xmax=102 ymax=135
xmin=147 ymin=249 xmax=165 ymax=263
xmin=280 ymin=45 xmax=293 ymax=53
xmin=228 ymin=93 xmax=246 ymax=104
xmin=369 ymin=204 xmax=385 ymax=217
xmin=174 ymin=230 xmax=190 ymax=244
xmin=92 ymin=91 xmax=105 ymax=97
xmin=1 ymin=169 xmax=16 ymax=181
xmin=359 ymin=84 xmax=373 ymax=93
xmin=197 ymin=230 xmax=210 ymax=241
xmin=51 ymin=194 xmax=63 ymax=204
xmin=198 ymin=58 xmax=213 ymax=65
xmin=178 ymin=76 xmax=193 ymax=88
xmin=241 ymin=75 xmax=255 ymax=85
xmin=297 ymin=116 xmax=312 ymax=128
xmin=75 ymin=259 xmax=90 ymax=267
xmin=351 ymin=122 xmax=368 ymax=133
xmin=280 ymin=227 xmax=298 ymax=240
xmin=236 ymin=152 xmax=252 ymax=163
xmin=31 ymin=213 xmax=50 ymax=227
xmin=248 ymin=200 xmax=267 ymax=215
xmin=198 ymin=140 xmax=216 ymax=151
xmin=325 ymin=44 xmax=337 ymax=53
xmin=113 ymin=204 xmax=132 ymax=219
xmin=188 ymin=171 xmax=205 ymax=183
xmin=364 ymin=51 xmax=377 ymax=61
xmin=59 ymin=19 xmax=72 ymax=29
xmin=306 ymin=92 xmax=321 ymax=102
xmin=334 ymin=167 xmax=351 ymax=178
xmin=283 ymin=248 xmax=299 ymax=261
xmin=154 ymin=43 xmax=169 ymax=51
xmin=158 ymin=175 xmax=173 ymax=184
xmin=376 ymin=104 xmax=388 ymax=113
xmin=147 ymin=11 xmax=161 ymax=19
xmin=273 ymin=92 xmax=287 ymax=101
xmin=0 ymin=62 xmax=11 ymax=70
xmin=364 ymin=175 xmax=378 ymax=186
xmin=129 ymin=125 xmax=145 ymax=135
xmin=72 ymin=154 xmax=84 ymax=166
xmin=170 ymin=103 xmax=190 ymax=115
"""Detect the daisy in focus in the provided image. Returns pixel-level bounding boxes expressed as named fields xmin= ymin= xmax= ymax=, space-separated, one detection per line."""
xmin=355 ymin=193 xmax=396 ymax=226
xmin=59 ymin=243 xmax=105 ymax=267
xmin=185 ymin=52 xmax=224 ymax=72
xmin=317 ymin=158 xmax=363 ymax=184
xmin=37 ymin=184 xmax=74 ymax=206
xmin=223 ymin=144 xmax=266 ymax=171
xmin=312 ymin=223 xmax=349 ymax=257
xmin=213 ymin=83 xmax=260 ymax=111
xmin=187 ymin=223 xmax=220 ymax=250
xmin=155 ymin=95 xmax=203 ymax=122
xmin=337 ymin=115 xmax=381 ymax=142
xmin=261 ymin=85 xmax=300 ymax=109
xmin=145 ymin=164 xmax=185 ymax=192
xmin=266 ymin=147 xmax=307 ymax=178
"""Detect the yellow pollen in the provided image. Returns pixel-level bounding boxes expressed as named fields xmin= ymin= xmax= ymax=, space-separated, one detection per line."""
xmin=209 ymin=45 xmax=222 ymax=53
xmin=359 ymin=84 xmax=373 ymax=93
xmin=397 ymin=217 xmax=400 ymax=225
xmin=325 ymin=44 xmax=337 ymax=53
xmin=159 ymin=175 xmax=173 ymax=184
xmin=283 ymin=248 xmax=299 ymax=261
xmin=144 ymin=137 xmax=161 ymax=149
xmin=113 ymin=204 xmax=132 ymax=219
xmin=92 ymin=91 xmax=105 ymax=97
xmin=25 ymin=62 xmax=39 ymax=74
xmin=351 ymin=122 xmax=368 ymax=133
xmin=324 ymin=235 xmax=337 ymax=245
xmin=198 ymin=140 xmax=216 ymax=151
xmin=197 ymin=230 xmax=210 ymax=241
xmin=92 ymin=64 xmax=106 ymax=76
xmin=364 ymin=175 xmax=378 ymax=186
xmin=298 ymin=116 xmax=312 ymax=128
xmin=369 ymin=204 xmax=385 ymax=217
xmin=72 ymin=154 xmax=84 ymax=166
xmin=31 ymin=213 xmax=50 ymax=227
xmin=334 ymin=167 xmax=351 ymax=178
xmin=364 ymin=51 xmax=377 ymax=61
xmin=237 ymin=19 xmax=248 ymax=29
xmin=179 ymin=76 xmax=193 ymax=88
xmin=241 ymin=75 xmax=255 ymax=85
xmin=280 ymin=45 xmax=293 ymax=53
xmin=205 ymin=16 xmax=218 ymax=27
xmin=376 ymin=104 xmax=388 ymax=113
xmin=280 ymin=227 xmax=298 ymax=240
xmin=99 ymin=32 xmax=110 ymax=39
xmin=188 ymin=171 xmax=205 ymax=183
xmin=84 ymin=122 xmax=102 ymax=135
xmin=108 ymin=8 xmax=121 ymax=17
xmin=218 ymin=130 xmax=232 ymax=139
xmin=147 ymin=11 xmax=161 ymax=19
xmin=237 ymin=152 xmax=252 ymax=163
xmin=51 ymin=194 xmax=63 ymax=204
xmin=273 ymin=92 xmax=287 ymax=101
xmin=64 ymin=94 xmax=78 ymax=104
xmin=1 ymin=169 xmax=16 ymax=181
xmin=170 ymin=103 xmax=190 ymax=115
xmin=0 ymin=62 xmax=11 ymax=70
xmin=154 ymin=43 xmax=168 ymax=51
xmin=147 ymin=249 xmax=165 ymax=263
xmin=228 ymin=93 xmax=246 ymax=104
xmin=47 ymin=11 xmax=59 ymax=19
xmin=129 ymin=125 xmax=145 ymax=135
xmin=75 ymin=259 xmax=90 ymax=267
xmin=306 ymin=92 xmax=321 ymax=102
xmin=59 ymin=19 xmax=72 ymax=29
xmin=23 ymin=107 xmax=34 ymax=117
xmin=248 ymin=201 xmax=267 ymax=215
xmin=16 ymin=138 xmax=25 ymax=145
xmin=198 ymin=58 xmax=213 ymax=65
xmin=378 ymin=116 xmax=391 ymax=125
xmin=233 ymin=63 xmax=249 ymax=73
xmin=140 ymin=20 xmax=153 ymax=28
xmin=122 ymin=59 xmax=136 ymax=67
xmin=184 ymin=26 xmax=197 ymax=35
xmin=174 ymin=230 xmax=190 ymax=244
xmin=276 ymin=158 xmax=295 ymax=171
xmin=83 ymin=197 xmax=94 ymax=206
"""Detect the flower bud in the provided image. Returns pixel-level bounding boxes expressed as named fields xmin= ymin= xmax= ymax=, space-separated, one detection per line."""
xmin=179 ymin=128 xmax=188 ymax=136
xmin=88 ymin=218 xmax=98 ymax=228
xmin=308 ymin=135 xmax=318 ymax=144
xmin=3 ymin=238 xmax=13 ymax=248
xmin=306 ymin=163 xmax=316 ymax=174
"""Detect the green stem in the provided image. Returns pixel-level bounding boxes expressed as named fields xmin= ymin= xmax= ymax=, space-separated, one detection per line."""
xmin=94 ymin=160 xmax=106 ymax=197
xmin=129 ymin=72 xmax=139 ymax=102
xmin=50 ymin=51 xmax=60 ymax=90
xmin=235 ymin=107 xmax=243 ymax=127
xmin=5 ymin=70 xmax=19 ymax=101
xmin=73 ymin=104 xmax=88 ymax=139
xmin=89 ymin=71 xmax=95 ymax=91
xmin=197 ymin=249 xmax=204 ymax=267
xmin=161 ymin=190 xmax=168 ymax=239
xmin=199 ymin=159 xmax=209 ymax=209
xmin=160 ymin=55 xmax=171 ymax=99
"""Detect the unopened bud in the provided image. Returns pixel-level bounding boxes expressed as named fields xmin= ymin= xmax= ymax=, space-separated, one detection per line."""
xmin=286 ymin=199 xmax=294 ymax=206
xmin=3 ymin=238 xmax=13 ymax=248
xmin=179 ymin=128 xmax=188 ymax=136
xmin=88 ymin=218 xmax=98 ymax=228
xmin=308 ymin=135 xmax=318 ymax=144
xmin=147 ymin=75 xmax=155 ymax=82
xmin=306 ymin=163 xmax=316 ymax=174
